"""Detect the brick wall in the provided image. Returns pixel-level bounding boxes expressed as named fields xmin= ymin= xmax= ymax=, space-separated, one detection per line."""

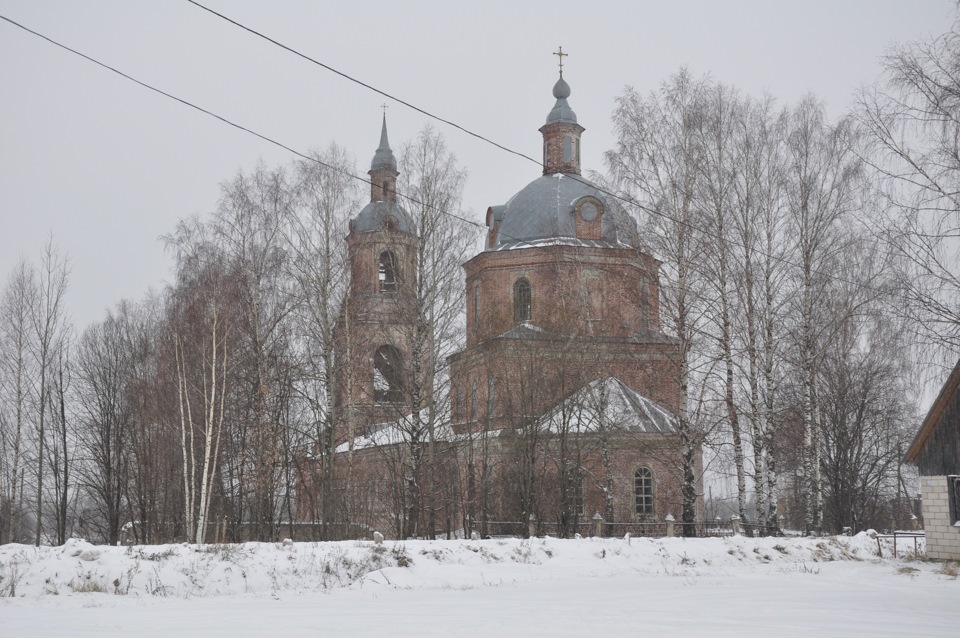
xmin=919 ymin=475 xmax=960 ymax=560
xmin=463 ymin=245 xmax=662 ymax=346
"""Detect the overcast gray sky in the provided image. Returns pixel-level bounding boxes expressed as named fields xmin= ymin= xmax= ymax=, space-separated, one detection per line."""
xmin=0 ymin=0 xmax=952 ymax=330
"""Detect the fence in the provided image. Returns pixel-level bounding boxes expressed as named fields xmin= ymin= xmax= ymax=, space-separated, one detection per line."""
xmin=115 ymin=516 xmax=811 ymax=544
xmin=471 ymin=516 xmax=770 ymax=540
xmin=870 ymin=531 xmax=925 ymax=558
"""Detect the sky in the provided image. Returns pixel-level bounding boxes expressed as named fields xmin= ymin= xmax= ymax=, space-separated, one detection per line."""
xmin=0 ymin=0 xmax=953 ymax=330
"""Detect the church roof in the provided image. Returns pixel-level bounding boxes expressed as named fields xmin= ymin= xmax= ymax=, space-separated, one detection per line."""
xmin=370 ymin=114 xmax=397 ymax=172
xmin=334 ymin=376 xmax=676 ymax=453
xmin=547 ymin=75 xmax=577 ymax=124
xmin=350 ymin=115 xmax=415 ymax=234
xmin=538 ymin=377 xmax=677 ymax=435
xmin=545 ymin=76 xmax=577 ymax=124
xmin=491 ymin=322 xmax=677 ymax=345
xmin=350 ymin=200 xmax=415 ymax=234
xmin=488 ymin=173 xmax=640 ymax=249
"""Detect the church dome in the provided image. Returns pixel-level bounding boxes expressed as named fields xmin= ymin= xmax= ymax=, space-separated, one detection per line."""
xmin=545 ymin=76 xmax=577 ymax=124
xmin=487 ymin=173 xmax=640 ymax=249
xmin=350 ymin=115 xmax=415 ymax=234
xmin=351 ymin=200 xmax=415 ymax=234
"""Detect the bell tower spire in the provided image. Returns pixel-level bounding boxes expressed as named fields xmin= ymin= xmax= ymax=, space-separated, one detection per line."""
xmin=539 ymin=48 xmax=584 ymax=175
xmin=370 ymin=113 xmax=398 ymax=202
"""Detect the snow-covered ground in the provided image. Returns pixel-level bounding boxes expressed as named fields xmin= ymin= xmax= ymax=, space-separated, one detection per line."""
xmin=1 ymin=534 xmax=956 ymax=636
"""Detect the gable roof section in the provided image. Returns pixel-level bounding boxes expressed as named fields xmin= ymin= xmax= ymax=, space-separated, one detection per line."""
xmin=334 ymin=376 xmax=677 ymax=453
xmin=538 ymin=377 xmax=677 ymax=435
xmin=905 ymin=357 xmax=960 ymax=462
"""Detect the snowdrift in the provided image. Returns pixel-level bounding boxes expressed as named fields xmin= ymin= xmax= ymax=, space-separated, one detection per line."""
xmin=0 ymin=532 xmax=926 ymax=600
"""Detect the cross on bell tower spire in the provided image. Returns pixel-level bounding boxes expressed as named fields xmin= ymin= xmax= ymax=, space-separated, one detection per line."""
xmin=553 ymin=46 xmax=568 ymax=77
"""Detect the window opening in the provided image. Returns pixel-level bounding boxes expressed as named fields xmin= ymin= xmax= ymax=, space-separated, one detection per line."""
xmin=514 ymin=278 xmax=531 ymax=322
xmin=487 ymin=376 xmax=495 ymax=418
xmin=378 ymin=251 xmax=398 ymax=292
xmin=587 ymin=277 xmax=602 ymax=320
xmin=373 ymin=345 xmax=404 ymax=403
xmin=950 ymin=475 xmax=960 ymax=525
xmin=640 ymin=282 xmax=650 ymax=328
xmin=635 ymin=467 xmax=654 ymax=516
xmin=471 ymin=380 xmax=478 ymax=421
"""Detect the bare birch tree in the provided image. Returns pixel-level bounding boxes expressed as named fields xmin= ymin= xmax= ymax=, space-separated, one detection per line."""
xmin=287 ymin=143 xmax=357 ymax=538
xmin=391 ymin=125 xmax=473 ymax=538
xmin=607 ymin=69 xmax=711 ymax=535
xmin=0 ymin=260 xmax=36 ymax=543
xmin=30 ymin=238 xmax=70 ymax=545
xmin=857 ymin=16 xmax=960 ymax=357
xmin=165 ymin=220 xmax=235 ymax=544
xmin=784 ymin=96 xmax=863 ymax=534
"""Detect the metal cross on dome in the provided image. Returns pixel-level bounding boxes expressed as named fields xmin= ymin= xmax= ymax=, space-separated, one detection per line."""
xmin=553 ymin=46 xmax=568 ymax=76
xmin=381 ymin=102 xmax=389 ymax=114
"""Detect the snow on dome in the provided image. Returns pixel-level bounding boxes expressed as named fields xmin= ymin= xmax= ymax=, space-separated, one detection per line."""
xmin=487 ymin=174 xmax=640 ymax=249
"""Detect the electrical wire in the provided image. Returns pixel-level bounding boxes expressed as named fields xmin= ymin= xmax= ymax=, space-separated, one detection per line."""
xmin=183 ymin=1 xmax=894 ymax=297
xmin=0 ymin=13 xmax=484 ymax=235
xmin=2 ymin=10 xmax=894 ymax=298
xmin=186 ymin=0 xmax=541 ymax=169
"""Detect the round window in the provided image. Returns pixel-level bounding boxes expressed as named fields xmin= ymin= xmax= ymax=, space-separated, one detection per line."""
xmin=580 ymin=202 xmax=598 ymax=221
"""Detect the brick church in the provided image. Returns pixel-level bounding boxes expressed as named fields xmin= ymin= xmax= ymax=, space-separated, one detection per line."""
xmin=300 ymin=66 xmax=695 ymax=539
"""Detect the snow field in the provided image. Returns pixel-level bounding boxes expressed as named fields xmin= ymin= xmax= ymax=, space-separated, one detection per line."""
xmin=0 ymin=533 xmax=957 ymax=636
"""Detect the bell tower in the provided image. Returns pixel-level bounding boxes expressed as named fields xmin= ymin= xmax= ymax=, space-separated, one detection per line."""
xmin=539 ymin=47 xmax=584 ymax=175
xmin=334 ymin=116 xmax=427 ymax=439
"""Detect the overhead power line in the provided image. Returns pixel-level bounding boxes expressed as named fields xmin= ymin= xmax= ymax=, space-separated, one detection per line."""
xmin=0 ymin=13 xmax=484 ymax=235
xmin=183 ymin=1 xmax=894 ymax=297
xmin=186 ymin=0 xmax=541 ymax=169
xmin=2 ymin=11 xmax=891 ymax=298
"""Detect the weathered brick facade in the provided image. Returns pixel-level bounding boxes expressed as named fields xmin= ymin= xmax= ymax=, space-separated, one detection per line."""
xmin=333 ymin=117 xmax=431 ymax=442
xmin=304 ymin=75 xmax=699 ymax=540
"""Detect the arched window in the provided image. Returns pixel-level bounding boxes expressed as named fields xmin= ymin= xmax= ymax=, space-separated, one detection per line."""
xmin=640 ymin=282 xmax=650 ymax=328
xmin=373 ymin=345 xmax=404 ymax=403
xmin=635 ymin=467 xmax=654 ymax=516
xmin=587 ymin=277 xmax=602 ymax=320
xmin=514 ymin=278 xmax=531 ymax=322
xmin=487 ymin=376 xmax=495 ymax=418
xmin=471 ymin=379 xmax=478 ymax=421
xmin=473 ymin=285 xmax=480 ymax=326
xmin=378 ymin=251 xmax=398 ymax=292
xmin=563 ymin=136 xmax=572 ymax=162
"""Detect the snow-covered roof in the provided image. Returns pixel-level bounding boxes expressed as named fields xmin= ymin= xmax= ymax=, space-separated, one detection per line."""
xmin=335 ymin=377 xmax=676 ymax=453
xmin=537 ymin=377 xmax=677 ymax=435
xmin=487 ymin=174 xmax=640 ymax=250
xmin=335 ymin=409 xmax=454 ymax=453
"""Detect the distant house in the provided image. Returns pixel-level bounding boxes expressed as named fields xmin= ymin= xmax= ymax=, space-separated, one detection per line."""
xmin=905 ymin=360 xmax=960 ymax=560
